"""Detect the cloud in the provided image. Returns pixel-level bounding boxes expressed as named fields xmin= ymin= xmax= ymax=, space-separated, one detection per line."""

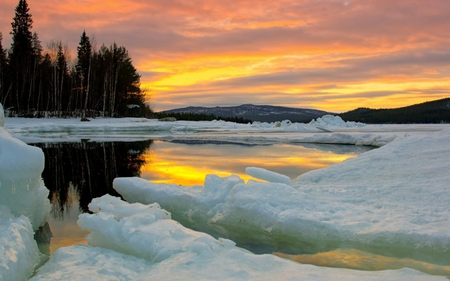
xmin=1 ymin=0 xmax=449 ymax=112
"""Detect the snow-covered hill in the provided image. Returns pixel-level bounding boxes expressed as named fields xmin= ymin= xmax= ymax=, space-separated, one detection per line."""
xmin=162 ymin=104 xmax=333 ymax=122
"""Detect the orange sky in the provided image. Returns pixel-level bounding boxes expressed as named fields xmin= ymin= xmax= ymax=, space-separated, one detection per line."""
xmin=1 ymin=0 xmax=449 ymax=112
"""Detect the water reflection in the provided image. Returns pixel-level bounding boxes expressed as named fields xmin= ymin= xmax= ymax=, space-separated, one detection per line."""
xmin=274 ymin=249 xmax=450 ymax=276
xmin=35 ymin=140 xmax=152 ymax=214
xmin=32 ymin=140 xmax=367 ymax=255
xmin=142 ymin=141 xmax=370 ymax=186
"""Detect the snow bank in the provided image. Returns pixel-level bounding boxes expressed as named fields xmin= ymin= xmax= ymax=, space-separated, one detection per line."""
xmin=295 ymin=132 xmax=396 ymax=146
xmin=0 ymin=104 xmax=51 ymax=281
xmin=114 ymin=129 xmax=450 ymax=266
xmin=31 ymin=195 xmax=445 ymax=280
xmin=309 ymin=115 xmax=364 ymax=129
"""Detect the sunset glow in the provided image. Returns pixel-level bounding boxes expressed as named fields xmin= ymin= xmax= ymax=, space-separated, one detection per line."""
xmin=1 ymin=0 xmax=449 ymax=111
xmin=139 ymin=141 xmax=361 ymax=186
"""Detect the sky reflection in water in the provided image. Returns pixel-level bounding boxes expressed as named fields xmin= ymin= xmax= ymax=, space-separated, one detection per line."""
xmin=140 ymin=140 xmax=367 ymax=186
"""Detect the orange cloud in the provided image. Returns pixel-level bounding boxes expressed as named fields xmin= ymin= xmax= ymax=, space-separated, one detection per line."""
xmin=1 ymin=0 xmax=449 ymax=112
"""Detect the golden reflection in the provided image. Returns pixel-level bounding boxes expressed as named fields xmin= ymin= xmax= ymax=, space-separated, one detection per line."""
xmin=49 ymin=238 xmax=88 ymax=254
xmin=47 ymin=184 xmax=90 ymax=254
xmin=274 ymin=249 xmax=450 ymax=276
xmin=140 ymin=141 xmax=361 ymax=186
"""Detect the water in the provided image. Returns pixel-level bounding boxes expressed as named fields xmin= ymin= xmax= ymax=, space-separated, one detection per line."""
xmin=32 ymin=139 xmax=368 ymax=254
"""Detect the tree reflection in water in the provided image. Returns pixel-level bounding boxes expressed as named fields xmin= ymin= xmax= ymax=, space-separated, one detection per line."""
xmin=33 ymin=140 xmax=153 ymax=217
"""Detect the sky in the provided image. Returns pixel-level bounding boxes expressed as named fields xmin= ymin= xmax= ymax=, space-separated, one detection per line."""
xmin=1 ymin=0 xmax=449 ymax=112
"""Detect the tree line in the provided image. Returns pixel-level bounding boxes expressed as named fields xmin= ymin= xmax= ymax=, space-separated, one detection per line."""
xmin=339 ymin=98 xmax=450 ymax=124
xmin=0 ymin=0 xmax=151 ymax=118
xmin=155 ymin=112 xmax=252 ymax=123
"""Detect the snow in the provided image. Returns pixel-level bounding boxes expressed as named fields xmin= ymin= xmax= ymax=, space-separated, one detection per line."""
xmin=309 ymin=114 xmax=365 ymax=129
xmin=0 ymin=105 xmax=50 ymax=281
xmin=29 ymin=245 xmax=154 ymax=281
xmin=32 ymin=195 xmax=447 ymax=280
xmin=2 ymin=111 xmax=450 ymax=280
xmin=0 ymin=206 xmax=42 ymax=281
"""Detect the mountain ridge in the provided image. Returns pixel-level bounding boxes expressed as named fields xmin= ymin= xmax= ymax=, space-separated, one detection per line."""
xmin=161 ymin=104 xmax=333 ymax=123
xmin=159 ymin=97 xmax=450 ymax=123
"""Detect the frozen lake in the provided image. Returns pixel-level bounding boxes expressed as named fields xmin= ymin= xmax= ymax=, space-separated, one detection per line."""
xmin=31 ymin=139 xmax=370 ymax=254
xmin=3 ymin=115 xmax=449 ymax=280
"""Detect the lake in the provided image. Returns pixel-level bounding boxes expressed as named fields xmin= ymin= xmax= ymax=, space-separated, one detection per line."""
xmin=31 ymin=139 xmax=370 ymax=255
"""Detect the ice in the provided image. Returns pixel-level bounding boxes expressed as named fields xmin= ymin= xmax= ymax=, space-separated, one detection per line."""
xmin=30 ymin=195 xmax=446 ymax=280
xmin=29 ymin=245 xmax=154 ymax=281
xmin=0 ymin=104 xmax=50 ymax=281
xmin=0 ymin=206 xmax=42 ymax=281
xmin=245 ymin=167 xmax=292 ymax=185
xmin=309 ymin=114 xmax=365 ymax=129
xmin=0 ymin=121 xmax=50 ymax=230
xmin=114 ymin=127 xmax=450 ymax=265
xmin=5 ymin=114 xmax=446 ymax=147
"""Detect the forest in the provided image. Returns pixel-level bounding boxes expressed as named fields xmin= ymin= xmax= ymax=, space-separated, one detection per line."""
xmin=339 ymin=97 xmax=450 ymax=124
xmin=0 ymin=0 xmax=151 ymax=118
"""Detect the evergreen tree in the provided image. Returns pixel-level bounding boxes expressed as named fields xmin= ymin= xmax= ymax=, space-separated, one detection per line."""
xmin=76 ymin=31 xmax=92 ymax=115
xmin=9 ymin=0 xmax=34 ymax=112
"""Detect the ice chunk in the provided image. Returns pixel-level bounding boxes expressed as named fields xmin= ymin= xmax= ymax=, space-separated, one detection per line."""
xmin=77 ymin=195 xmax=233 ymax=262
xmin=309 ymin=115 xmax=365 ymax=128
xmin=0 ymin=105 xmax=50 ymax=280
xmin=245 ymin=167 xmax=292 ymax=186
xmin=67 ymin=195 xmax=447 ymax=280
xmin=30 ymin=245 xmax=153 ymax=281
xmin=0 ymin=206 xmax=42 ymax=281
xmin=0 ymin=126 xmax=50 ymax=230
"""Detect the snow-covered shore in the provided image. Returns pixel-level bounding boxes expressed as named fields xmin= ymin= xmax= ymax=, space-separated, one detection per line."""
xmin=1 ymin=111 xmax=450 ymax=280
xmin=5 ymin=115 xmax=446 ymax=146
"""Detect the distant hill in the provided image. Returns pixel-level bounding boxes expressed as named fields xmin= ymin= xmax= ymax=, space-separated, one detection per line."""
xmin=339 ymin=98 xmax=450 ymax=124
xmin=161 ymin=104 xmax=333 ymax=123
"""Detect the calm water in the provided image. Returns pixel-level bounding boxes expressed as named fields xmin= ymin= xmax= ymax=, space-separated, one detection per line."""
xmin=32 ymin=139 xmax=369 ymax=254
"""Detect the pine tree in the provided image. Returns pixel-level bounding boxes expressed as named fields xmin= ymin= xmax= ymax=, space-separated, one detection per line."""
xmin=76 ymin=31 xmax=92 ymax=116
xmin=9 ymin=0 xmax=34 ymax=113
